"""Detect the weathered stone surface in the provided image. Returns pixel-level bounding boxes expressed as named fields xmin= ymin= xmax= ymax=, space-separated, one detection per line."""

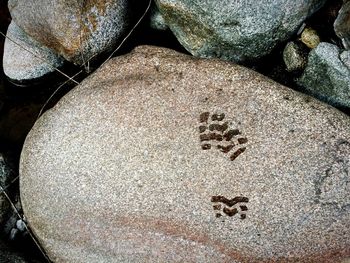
xmin=149 ymin=5 xmax=168 ymax=31
xmin=8 ymin=0 xmax=129 ymax=65
xmin=155 ymin=0 xmax=326 ymax=62
xmin=3 ymin=22 xmax=64 ymax=81
xmin=283 ymin=41 xmax=308 ymax=72
xmin=334 ymin=1 xmax=350 ymax=49
xmin=21 ymin=46 xmax=350 ymax=262
xmin=298 ymin=42 xmax=350 ymax=109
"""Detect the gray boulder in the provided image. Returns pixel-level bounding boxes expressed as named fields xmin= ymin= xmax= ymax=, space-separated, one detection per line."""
xmin=3 ymin=21 xmax=64 ymax=82
xmin=20 ymin=46 xmax=350 ymax=262
xmin=298 ymin=42 xmax=350 ymax=109
xmin=8 ymin=0 xmax=130 ymax=65
xmin=334 ymin=1 xmax=350 ymax=49
xmin=155 ymin=0 xmax=326 ymax=62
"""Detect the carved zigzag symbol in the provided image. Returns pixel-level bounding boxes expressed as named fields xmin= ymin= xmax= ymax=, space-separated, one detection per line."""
xmin=211 ymin=195 xmax=249 ymax=219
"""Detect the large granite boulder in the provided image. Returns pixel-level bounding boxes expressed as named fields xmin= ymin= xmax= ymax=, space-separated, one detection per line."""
xmin=7 ymin=0 xmax=130 ymax=65
xmin=20 ymin=46 xmax=350 ymax=262
xmin=298 ymin=42 xmax=350 ymax=109
xmin=155 ymin=0 xmax=326 ymax=62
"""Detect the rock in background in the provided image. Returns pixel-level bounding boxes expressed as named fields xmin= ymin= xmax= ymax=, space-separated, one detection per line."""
xmin=3 ymin=22 xmax=65 ymax=83
xmin=283 ymin=41 xmax=308 ymax=72
xmin=20 ymin=46 xmax=350 ymax=262
xmin=277 ymin=0 xmax=350 ymax=111
xmin=155 ymin=0 xmax=326 ymax=62
xmin=8 ymin=0 xmax=130 ymax=65
xmin=298 ymin=42 xmax=350 ymax=109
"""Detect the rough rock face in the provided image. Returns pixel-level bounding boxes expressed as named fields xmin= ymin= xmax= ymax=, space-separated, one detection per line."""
xmin=8 ymin=0 xmax=129 ymax=65
xmin=155 ymin=0 xmax=326 ymax=62
xmin=298 ymin=42 xmax=350 ymax=109
xmin=149 ymin=5 xmax=168 ymax=31
xmin=3 ymin=21 xmax=65 ymax=82
xmin=283 ymin=41 xmax=308 ymax=72
xmin=334 ymin=1 xmax=350 ymax=49
xmin=20 ymin=46 xmax=350 ymax=262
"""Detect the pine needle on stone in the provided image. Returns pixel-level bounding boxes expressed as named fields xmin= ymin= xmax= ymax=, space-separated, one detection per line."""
xmin=0 ymin=31 xmax=80 ymax=85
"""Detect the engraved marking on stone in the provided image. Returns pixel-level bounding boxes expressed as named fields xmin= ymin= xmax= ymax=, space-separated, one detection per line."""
xmin=200 ymin=133 xmax=223 ymax=142
xmin=213 ymin=204 xmax=222 ymax=210
xmin=212 ymin=113 xmax=225 ymax=121
xmin=230 ymin=147 xmax=246 ymax=161
xmin=199 ymin=112 xmax=248 ymax=161
xmin=200 ymin=112 xmax=210 ymax=123
xmin=201 ymin=144 xmax=211 ymax=150
xmin=217 ymin=144 xmax=234 ymax=153
xmin=199 ymin=126 xmax=207 ymax=133
xmin=209 ymin=123 xmax=228 ymax=132
xmin=224 ymin=129 xmax=241 ymax=141
xmin=239 ymin=205 xmax=248 ymax=211
xmin=211 ymin=195 xmax=249 ymax=219
xmin=237 ymin=138 xmax=248 ymax=144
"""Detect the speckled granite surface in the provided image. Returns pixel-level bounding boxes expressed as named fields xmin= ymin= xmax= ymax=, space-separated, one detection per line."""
xmin=20 ymin=46 xmax=350 ymax=262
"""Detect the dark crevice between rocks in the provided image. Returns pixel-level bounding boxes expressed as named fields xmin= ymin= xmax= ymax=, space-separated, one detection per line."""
xmin=306 ymin=0 xmax=343 ymax=47
xmin=252 ymin=0 xmax=350 ymax=116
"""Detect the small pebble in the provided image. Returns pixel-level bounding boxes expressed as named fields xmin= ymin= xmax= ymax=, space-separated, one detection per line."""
xmin=301 ymin=27 xmax=321 ymax=49
xmin=16 ymin=219 xmax=26 ymax=232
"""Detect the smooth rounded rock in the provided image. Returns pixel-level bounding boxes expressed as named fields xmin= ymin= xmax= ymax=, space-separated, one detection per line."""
xmin=298 ymin=42 xmax=350 ymax=109
xmin=301 ymin=27 xmax=321 ymax=49
xmin=3 ymin=21 xmax=65 ymax=82
xmin=8 ymin=0 xmax=130 ymax=65
xmin=155 ymin=0 xmax=326 ymax=62
xmin=20 ymin=46 xmax=350 ymax=262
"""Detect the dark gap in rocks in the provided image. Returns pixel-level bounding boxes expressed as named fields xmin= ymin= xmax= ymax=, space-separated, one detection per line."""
xmin=305 ymin=0 xmax=343 ymax=46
